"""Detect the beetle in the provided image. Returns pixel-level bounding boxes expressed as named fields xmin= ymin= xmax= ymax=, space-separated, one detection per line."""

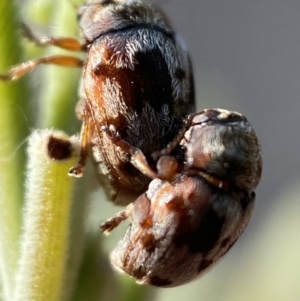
xmin=101 ymin=108 xmax=262 ymax=287
xmin=0 ymin=0 xmax=195 ymax=205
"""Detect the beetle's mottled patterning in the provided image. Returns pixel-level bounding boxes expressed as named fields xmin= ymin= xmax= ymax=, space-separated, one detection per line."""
xmin=75 ymin=0 xmax=195 ymax=204
xmin=0 ymin=0 xmax=195 ymax=205
xmin=101 ymin=109 xmax=262 ymax=287
xmin=0 ymin=0 xmax=263 ymax=289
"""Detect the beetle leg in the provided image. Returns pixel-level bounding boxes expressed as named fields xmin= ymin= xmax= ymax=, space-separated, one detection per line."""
xmin=69 ymin=121 xmax=89 ymax=177
xmin=101 ymin=203 xmax=134 ymax=234
xmin=101 ymin=125 xmax=158 ymax=179
xmin=0 ymin=55 xmax=83 ymax=81
xmin=22 ymin=23 xmax=85 ymax=51
xmin=151 ymin=113 xmax=197 ymax=160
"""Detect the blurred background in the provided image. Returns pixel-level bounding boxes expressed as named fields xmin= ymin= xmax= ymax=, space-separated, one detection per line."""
xmin=1 ymin=0 xmax=300 ymax=300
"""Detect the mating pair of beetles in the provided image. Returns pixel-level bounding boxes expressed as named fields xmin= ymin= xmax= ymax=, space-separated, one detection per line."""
xmin=0 ymin=0 xmax=262 ymax=287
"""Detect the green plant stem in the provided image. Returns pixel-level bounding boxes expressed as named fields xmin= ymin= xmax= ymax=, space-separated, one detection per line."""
xmin=13 ymin=130 xmax=79 ymax=301
xmin=0 ymin=1 xmax=31 ymax=300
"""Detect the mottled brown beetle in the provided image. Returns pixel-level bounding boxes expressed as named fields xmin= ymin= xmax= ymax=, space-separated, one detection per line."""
xmin=101 ymin=108 xmax=262 ymax=287
xmin=0 ymin=0 xmax=195 ymax=205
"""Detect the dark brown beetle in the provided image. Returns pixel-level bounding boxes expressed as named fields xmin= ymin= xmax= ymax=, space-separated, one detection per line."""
xmin=101 ymin=108 xmax=262 ymax=287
